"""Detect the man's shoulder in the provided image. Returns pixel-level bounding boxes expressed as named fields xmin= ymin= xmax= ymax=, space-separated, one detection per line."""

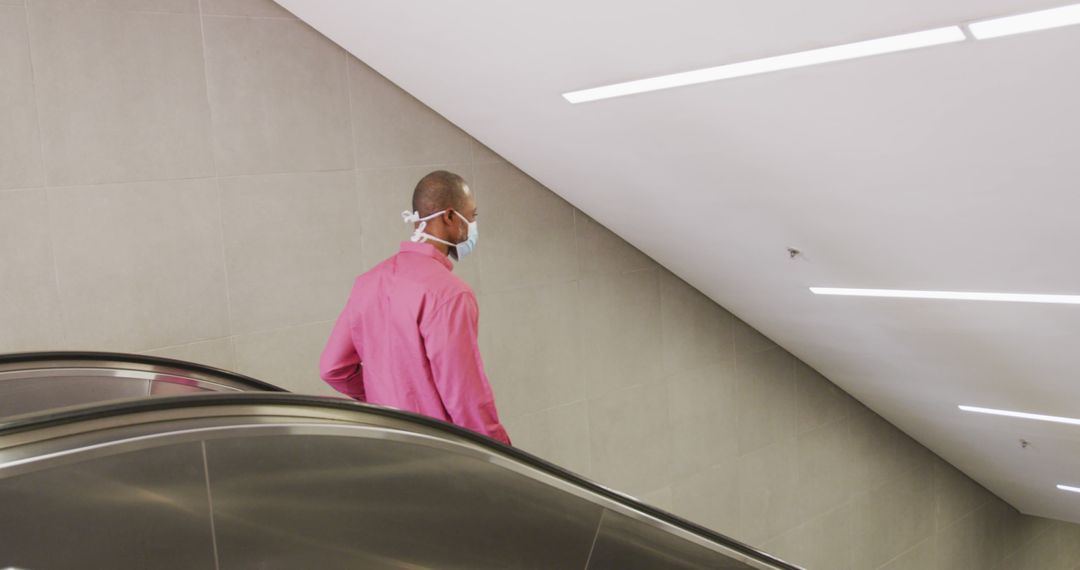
xmin=358 ymin=251 xmax=475 ymax=299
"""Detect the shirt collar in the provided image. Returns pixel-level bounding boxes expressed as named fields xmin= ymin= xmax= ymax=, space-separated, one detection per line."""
xmin=399 ymin=241 xmax=454 ymax=271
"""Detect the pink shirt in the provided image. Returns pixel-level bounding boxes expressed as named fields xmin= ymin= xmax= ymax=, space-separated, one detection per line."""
xmin=319 ymin=241 xmax=510 ymax=445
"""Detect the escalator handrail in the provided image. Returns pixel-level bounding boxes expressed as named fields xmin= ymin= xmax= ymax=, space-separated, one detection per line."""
xmin=0 ymin=392 xmax=800 ymax=570
xmin=0 ymin=351 xmax=287 ymax=393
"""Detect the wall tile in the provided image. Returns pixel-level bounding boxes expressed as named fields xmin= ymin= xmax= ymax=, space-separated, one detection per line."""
xmin=933 ymin=509 xmax=985 ymax=570
xmin=737 ymin=436 xmax=802 ymax=545
xmin=471 ymin=139 xmax=504 ymax=165
xmin=849 ymin=405 xmax=934 ymax=493
xmin=220 ymin=171 xmax=362 ymax=334
xmin=734 ymin=316 xmax=779 ymax=354
xmin=660 ymin=272 xmax=733 ymax=376
xmin=349 ymin=58 xmax=472 ymax=169
xmin=938 ymin=500 xmax=1025 ymax=570
xmin=760 ymin=526 xmax=802 ymax=569
xmin=793 ymin=504 xmax=854 ymax=570
xmin=795 ymin=360 xmax=852 ymax=433
xmin=28 ymin=2 xmax=213 ymax=185
xmin=473 ymin=161 xmax=578 ymax=293
xmin=480 ymin=281 xmax=582 ymax=419
xmin=203 ymin=16 xmax=351 ymax=176
xmin=852 ymin=465 xmax=936 ymax=569
xmin=578 ymin=270 xmax=662 ymax=398
xmin=999 ymin=527 xmax=1061 ymax=570
xmin=639 ymin=486 xmax=673 ymax=512
xmin=762 ymin=503 xmax=853 ymax=570
xmin=50 ymin=180 xmax=229 ymax=352
xmin=589 ymin=382 xmax=672 ymax=496
xmin=797 ymin=418 xmax=855 ymax=522
xmin=0 ymin=0 xmax=24 ymax=5
xmin=232 ymin=320 xmax=337 ymax=395
xmin=200 ymin=0 xmax=294 ymax=18
xmin=501 ymin=401 xmax=590 ymax=477
xmin=1057 ymin=522 xmax=1080 ymax=567
xmin=0 ymin=7 xmax=43 ymax=190
xmin=0 ymin=190 xmax=63 ymax=352
xmin=141 ymin=338 xmax=236 ymax=371
xmin=736 ymin=347 xmax=796 ymax=456
xmin=575 ymin=209 xmax=657 ymax=278
xmin=666 ymin=363 xmax=737 ymax=478
xmin=933 ymin=461 xmax=994 ymax=533
xmin=671 ymin=463 xmax=740 ymax=538
xmin=356 ymin=165 xmax=480 ymax=289
xmin=1015 ymin=514 xmax=1057 ymax=549
xmin=879 ymin=536 xmax=936 ymax=570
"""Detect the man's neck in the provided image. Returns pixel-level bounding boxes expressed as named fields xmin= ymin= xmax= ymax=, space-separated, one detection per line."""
xmin=423 ymin=238 xmax=451 ymax=257
xmin=432 ymin=242 xmax=451 ymax=257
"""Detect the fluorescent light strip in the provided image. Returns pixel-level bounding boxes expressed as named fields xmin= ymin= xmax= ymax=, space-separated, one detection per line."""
xmin=562 ymin=26 xmax=966 ymax=103
xmin=969 ymin=2 xmax=1080 ymax=39
xmin=809 ymin=288 xmax=1080 ymax=305
xmin=1058 ymin=485 xmax=1080 ymax=494
xmin=958 ymin=405 xmax=1080 ymax=426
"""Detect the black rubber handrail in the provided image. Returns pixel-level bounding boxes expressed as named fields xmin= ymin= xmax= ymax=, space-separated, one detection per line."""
xmin=0 ymin=392 xmax=800 ymax=570
xmin=0 ymin=351 xmax=286 ymax=393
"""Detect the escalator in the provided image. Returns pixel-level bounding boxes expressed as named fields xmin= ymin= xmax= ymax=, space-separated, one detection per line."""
xmin=0 ymin=353 xmax=800 ymax=569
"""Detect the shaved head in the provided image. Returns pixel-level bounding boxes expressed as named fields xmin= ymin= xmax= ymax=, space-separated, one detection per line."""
xmin=412 ymin=171 xmax=470 ymax=217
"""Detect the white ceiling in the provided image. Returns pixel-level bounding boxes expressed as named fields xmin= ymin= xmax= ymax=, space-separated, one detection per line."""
xmin=279 ymin=0 xmax=1080 ymax=523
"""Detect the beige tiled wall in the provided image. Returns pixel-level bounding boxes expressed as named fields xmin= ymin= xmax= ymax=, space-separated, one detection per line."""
xmin=1 ymin=1 xmax=1078 ymax=568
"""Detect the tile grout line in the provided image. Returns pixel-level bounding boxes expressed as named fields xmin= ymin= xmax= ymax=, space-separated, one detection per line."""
xmin=344 ymin=48 xmax=359 ymax=172
xmin=28 ymin=168 xmax=357 ymax=194
xmin=873 ymin=534 xmax=932 ymax=570
xmin=201 ymin=441 xmax=222 ymax=570
xmin=196 ymin=0 xmax=236 ymax=358
xmin=577 ymin=279 xmax=594 ymax=478
xmin=344 ymin=46 xmax=366 ymax=269
xmin=21 ymin=1 xmax=68 ymax=349
xmin=195 ymin=12 xmax=297 ymax=21
xmin=20 ymin=1 xmax=48 ymax=188
xmin=42 ymin=189 xmax=68 ymax=349
xmin=140 ymin=318 xmax=340 ymax=356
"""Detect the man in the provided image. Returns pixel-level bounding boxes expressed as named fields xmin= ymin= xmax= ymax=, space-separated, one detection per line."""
xmin=319 ymin=171 xmax=510 ymax=445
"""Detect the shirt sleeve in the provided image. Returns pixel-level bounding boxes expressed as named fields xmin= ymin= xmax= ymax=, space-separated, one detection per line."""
xmin=319 ymin=306 xmax=365 ymax=401
xmin=421 ymin=292 xmax=511 ymax=445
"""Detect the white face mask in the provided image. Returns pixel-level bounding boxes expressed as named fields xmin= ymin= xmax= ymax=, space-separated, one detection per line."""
xmin=402 ymin=209 xmax=478 ymax=260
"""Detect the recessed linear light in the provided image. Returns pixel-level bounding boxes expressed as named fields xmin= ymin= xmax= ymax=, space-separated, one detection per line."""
xmin=562 ymin=26 xmax=966 ymax=104
xmin=1058 ymin=485 xmax=1080 ymax=494
xmin=809 ymin=288 xmax=1080 ymax=305
xmin=958 ymin=405 xmax=1080 ymax=426
xmin=968 ymin=3 xmax=1080 ymax=40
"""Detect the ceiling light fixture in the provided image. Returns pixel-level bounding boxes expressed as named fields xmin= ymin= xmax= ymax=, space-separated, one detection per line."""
xmin=1058 ymin=484 xmax=1080 ymax=494
xmin=809 ymin=288 xmax=1080 ymax=305
xmin=958 ymin=405 xmax=1080 ymax=426
xmin=562 ymin=26 xmax=966 ymax=103
xmin=968 ymin=3 xmax=1080 ymax=39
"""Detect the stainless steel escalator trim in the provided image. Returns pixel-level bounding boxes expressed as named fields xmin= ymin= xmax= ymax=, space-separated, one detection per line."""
xmin=0 ymin=394 xmax=802 ymax=570
xmin=0 ymin=367 xmax=244 ymax=393
xmin=0 ymin=351 xmax=285 ymax=393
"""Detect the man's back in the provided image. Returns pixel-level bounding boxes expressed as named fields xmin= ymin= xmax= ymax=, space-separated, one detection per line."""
xmin=319 ymin=241 xmax=510 ymax=444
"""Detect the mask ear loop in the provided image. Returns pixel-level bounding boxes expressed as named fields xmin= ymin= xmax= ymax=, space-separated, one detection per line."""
xmin=402 ymin=210 xmax=456 ymax=247
xmin=402 ymin=210 xmax=426 ymax=243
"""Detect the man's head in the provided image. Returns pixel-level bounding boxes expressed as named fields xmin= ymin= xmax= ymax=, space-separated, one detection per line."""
xmin=410 ymin=170 xmax=477 ymax=257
